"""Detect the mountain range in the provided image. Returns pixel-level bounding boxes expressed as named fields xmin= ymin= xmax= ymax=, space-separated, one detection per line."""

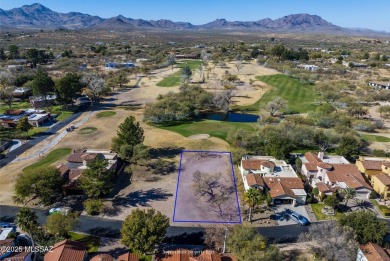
xmin=0 ymin=3 xmax=385 ymax=35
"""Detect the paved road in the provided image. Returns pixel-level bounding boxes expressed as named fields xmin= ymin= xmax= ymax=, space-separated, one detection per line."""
xmin=0 ymin=205 xmax=322 ymax=242
xmin=0 ymin=106 xmax=91 ymax=168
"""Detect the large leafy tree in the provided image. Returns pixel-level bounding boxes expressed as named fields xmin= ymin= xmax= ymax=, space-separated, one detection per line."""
xmin=113 ymin=70 xmax=128 ymax=90
xmin=16 ymin=208 xmax=39 ymax=261
xmin=44 ymin=212 xmax=78 ymax=237
xmin=26 ymin=49 xmax=49 ymax=68
xmin=14 ymin=167 xmax=64 ymax=205
xmin=323 ymin=194 xmax=339 ymax=210
xmin=299 ymin=221 xmax=358 ymax=261
xmin=111 ymin=116 xmax=144 ymax=156
xmin=180 ymin=64 xmax=192 ymax=83
xmin=338 ymin=210 xmax=389 ymax=245
xmin=121 ymin=209 xmax=169 ymax=254
xmin=79 ymin=159 xmax=113 ymax=199
xmin=32 ymin=68 xmax=55 ymax=106
xmin=17 ymin=117 xmax=33 ymax=134
xmin=227 ymin=225 xmax=281 ymax=261
xmin=8 ymin=44 xmax=19 ymax=59
xmin=0 ymin=70 xmax=16 ymax=108
xmin=55 ymin=73 xmax=82 ymax=105
xmin=244 ymin=188 xmax=264 ymax=222
xmin=81 ymin=74 xmax=108 ymax=103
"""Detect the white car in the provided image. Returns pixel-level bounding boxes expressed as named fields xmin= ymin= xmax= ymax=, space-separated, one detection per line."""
xmin=48 ymin=207 xmax=71 ymax=216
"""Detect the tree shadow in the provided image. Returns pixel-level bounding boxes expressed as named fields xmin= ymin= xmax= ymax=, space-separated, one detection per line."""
xmin=107 ymin=171 xmax=131 ymax=198
xmin=112 ymin=188 xmax=173 ymax=208
xmin=88 ymin=226 xmax=120 ymax=238
xmin=149 ymin=146 xmax=184 ymax=159
xmin=102 ymin=204 xmax=123 ymax=217
xmin=146 ymin=159 xmax=176 ymax=175
xmin=163 ymin=232 xmax=204 ymax=245
xmin=0 ymin=216 xmax=15 ymax=222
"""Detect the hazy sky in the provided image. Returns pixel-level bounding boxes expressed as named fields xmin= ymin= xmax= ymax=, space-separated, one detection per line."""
xmin=1 ymin=0 xmax=389 ymax=31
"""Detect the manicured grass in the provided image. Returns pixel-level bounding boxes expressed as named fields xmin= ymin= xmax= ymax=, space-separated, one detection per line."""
xmin=96 ymin=111 xmax=116 ymax=118
xmin=56 ymin=111 xmax=74 ymax=122
xmin=159 ymin=120 xmax=256 ymax=141
xmin=27 ymin=127 xmax=49 ymax=137
xmin=310 ymin=203 xmax=343 ymax=220
xmin=157 ymin=60 xmax=202 ymax=87
xmin=361 ymin=134 xmax=390 ymax=142
xmin=68 ymin=232 xmax=100 ymax=253
xmin=236 ymin=74 xmax=320 ymax=114
xmin=78 ymin=127 xmax=97 ymax=134
xmin=49 ymin=105 xmax=75 ymax=122
xmin=371 ymin=199 xmax=390 ymax=216
xmin=23 ymin=148 xmax=71 ymax=171
xmin=0 ymin=101 xmax=31 ymax=114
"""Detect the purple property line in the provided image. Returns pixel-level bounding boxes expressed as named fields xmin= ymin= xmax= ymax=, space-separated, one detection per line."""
xmin=172 ymin=150 xmax=242 ymax=224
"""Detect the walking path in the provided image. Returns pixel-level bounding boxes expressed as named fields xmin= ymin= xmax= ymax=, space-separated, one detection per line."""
xmin=12 ymin=110 xmax=97 ymax=163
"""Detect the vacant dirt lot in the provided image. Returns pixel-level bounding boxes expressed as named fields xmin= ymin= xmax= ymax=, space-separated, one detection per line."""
xmin=174 ymin=151 xmax=240 ymax=223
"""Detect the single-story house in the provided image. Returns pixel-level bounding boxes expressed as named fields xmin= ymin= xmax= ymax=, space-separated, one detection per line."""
xmin=12 ymin=87 xmax=32 ymax=98
xmin=297 ymin=64 xmax=319 ymax=72
xmin=44 ymin=240 xmax=87 ymax=261
xmin=357 ymin=242 xmax=390 ymax=261
xmin=4 ymin=251 xmax=34 ymax=261
xmin=27 ymin=113 xmax=50 ymax=127
xmin=368 ymin=81 xmax=390 ymax=90
xmin=29 ymin=95 xmax=57 ymax=108
xmin=90 ymin=254 xmax=114 ymax=261
xmin=105 ymin=62 xmax=134 ymax=69
xmin=156 ymin=249 xmax=228 ymax=261
xmin=117 ymin=252 xmax=140 ymax=261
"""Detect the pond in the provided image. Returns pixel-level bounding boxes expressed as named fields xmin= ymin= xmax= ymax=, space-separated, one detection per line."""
xmin=200 ymin=112 xmax=260 ymax=123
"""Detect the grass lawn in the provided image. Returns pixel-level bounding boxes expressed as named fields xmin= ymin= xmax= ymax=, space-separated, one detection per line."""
xmin=78 ymin=127 xmax=97 ymax=134
xmin=310 ymin=203 xmax=343 ymax=220
xmin=27 ymin=127 xmax=49 ymax=137
xmin=236 ymin=74 xmax=320 ymax=114
xmin=371 ymin=199 xmax=390 ymax=216
xmin=23 ymin=148 xmax=71 ymax=172
xmin=157 ymin=60 xmax=202 ymax=87
xmin=361 ymin=134 xmax=390 ymax=142
xmin=96 ymin=111 xmax=116 ymax=118
xmin=159 ymin=120 xmax=256 ymax=141
xmin=68 ymin=232 xmax=100 ymax=253
xmin=0 ymin=101 xmax=31 ymax=114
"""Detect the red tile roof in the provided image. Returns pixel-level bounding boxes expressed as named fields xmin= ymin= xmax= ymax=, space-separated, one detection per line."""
xmin=304 ymin=163 xmax=318 ymax=172
xmin=375 ymin=173 xmax=390 ymax=186
xmin=361 ymin=160 xmax=384 ymax=170
xmin=90 ymin=253 xmax=114 ymax=261
xmin=263 ymin=177 xmax=304 ymax=198
xmin=383 ymin=162 xmax=390 ymax=168
xmin=360 ymin=243 xmax=390 ymax=261
xmin=5 ymin=251 xmax=31 ymax=261
xmin=315 ymin=182 xmax=334 ymax=193
xmin=57 ymin=164 xmax=70 ymax=178
xmin=326 ymin=164 xmax=372 ymax=190
xmin=156 ymin=249 xmax=194 ymax=261
xmin=241 ymin=160 xmax=275 ymax=170
xmin=117 ymin=252 xmax=140 ymax=261
xmin=190 ymin=251 xmax=222 ymax=261
xmin=304 ymin=152 xmax=323 ymax=164
xmin=67 ymin=153 xmax=86 ymax=163
xmin=245 ymin=174 xmax=265 ymax=187
xmin=69 ymin=169 xmax=83 ymax=181
xmin=0 ymin=239 xmax=15 ymax=256
xmin=44 ymin=239 xmax=86 ymax=261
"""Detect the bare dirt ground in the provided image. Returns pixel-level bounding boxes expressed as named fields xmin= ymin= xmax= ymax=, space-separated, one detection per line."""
xmin=192 ymin=60 xmax=278 ymax=106
xmin=173 ymin=151 xmax=240 ymax=223
xmin=366 ymin=102 xmax=390 ymax=151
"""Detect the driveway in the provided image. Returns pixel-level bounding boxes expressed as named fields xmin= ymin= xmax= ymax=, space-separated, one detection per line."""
xmin=270 ymin=204 xmax=311 ymax=226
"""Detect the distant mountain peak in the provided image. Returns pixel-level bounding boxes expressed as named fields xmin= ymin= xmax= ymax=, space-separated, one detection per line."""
xmin=0 ymin=3 xmax=385 ymax=35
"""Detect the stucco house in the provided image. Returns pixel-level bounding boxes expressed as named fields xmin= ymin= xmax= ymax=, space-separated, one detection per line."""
xmin=356 ymin=156 xmax=390 ymax=180
xmin=357 ymin=243 xmax=390 ymax=261
xmin=371 ymin=173 xmax=390 ymax=199
xmin=240 ymin=156 xmax=306 ymax=205
xmin=301 ymin=152 xmax=372 ymax=199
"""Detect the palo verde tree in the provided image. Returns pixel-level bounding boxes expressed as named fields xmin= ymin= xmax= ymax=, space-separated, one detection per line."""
xmin=121 ymin=208 xmax=169 ymax=254
xmin=181 ymin=64 xmax=192 ymax=84
xmin=79 ymin=159 xmax=114 ymax=199
xmin=111 ymin=116 xmax=144 ymax=159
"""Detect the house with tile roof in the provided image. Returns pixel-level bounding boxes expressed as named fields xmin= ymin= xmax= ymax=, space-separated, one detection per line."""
xmin=44 ymin=239 xmax=87 ymax=261
xmin=57 ymin=149 xmax=120 ymax=195
xmin=90 ymin=253 xmax=114 ymax=261
xmin=357 ymin=242 xmax=390 ymax=261
xmin=371 ymin=173 xmax=390 ymax=199
xmin=240 ymin=156 xmax=306 ymax=205
xmin=4 ymin=251 xmax=33 ymax=261
xmin=300 ymin=152 xmax=372 ymax=199
xmin=155 ymin=249 xmax=230 ymax=261
xmin=117 ymin=252 xmax=140 ymax=261
xmin=356 ymin=156 xmax=390 ymax=180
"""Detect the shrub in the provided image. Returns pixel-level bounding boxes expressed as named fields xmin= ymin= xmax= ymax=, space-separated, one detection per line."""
xmin=320 ymin=193 xmax=327 ymax=202
xmin=352 ymin=120 xmax=375 ymax=132
xmin=312 ymin=187 xmax=319 ymax=196
xmin=370 ymin=190 xmax=379 ymax=199
xmin=84 ymin=199 xmax=104 ymax=215
xmin=266 ymin=192 xmax=273 ymax=206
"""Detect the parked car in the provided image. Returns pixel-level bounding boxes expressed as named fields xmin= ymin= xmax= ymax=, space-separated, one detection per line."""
xmin=284 ymin=208 xmax=310 ymax=226
xmin=48 ymin=207 xmax=71 ymax=216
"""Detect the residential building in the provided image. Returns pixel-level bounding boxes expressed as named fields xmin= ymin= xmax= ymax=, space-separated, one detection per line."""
xmin=12 ymin=87 xmax=32 ymax=98
xmin=44 ymin=239 xmax=87 ymax=261
xmin=58 ymin=149 xmax=120 ymax=195
xmin=156 ymin=249 xmax=227 ymax=261
xmin=90 ymin=254 xmax=114 ymax=261
xmin=357 ymin=243 xmax=390 ymax=261
xmin=0 ymin=239 xmax=15 ymax=260
xmin=297 ymin=64 xmax=319 ymax=72
xmin=371 ymin=173 xmax=390 ymax=199
xmin=27 ymin=113 xmax=50 ymax=127
xmin=368 ymin=81 xmax=390 ymax=90
xmin=356 ymin=156 xmax=390 ymax=180
xmin=240 ymin=156 xmax=306 ymax=205
xmin=105 ymin=62 xmax=134 ymax=69
xmin=300 ymin=152 xmax=372 ymax=199
xmin=4 ymin=251 xmax=33 ymax=261
xmin=117 ymin=252 xmax=140 ymax=261
xmin=29 ymin=95 xmax=57 ymax=108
